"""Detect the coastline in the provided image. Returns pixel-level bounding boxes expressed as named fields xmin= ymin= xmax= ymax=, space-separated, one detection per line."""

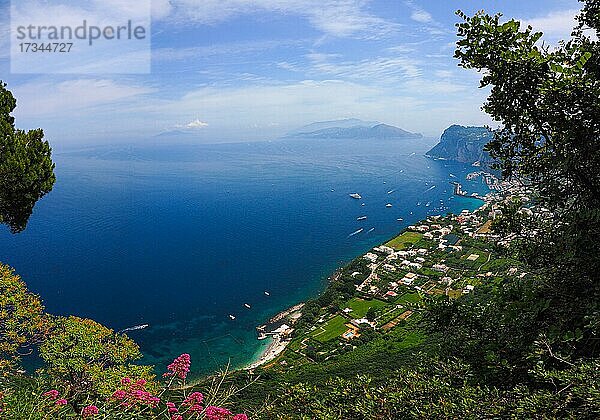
xmin=242 ymin=171 xmax=498 ymax=371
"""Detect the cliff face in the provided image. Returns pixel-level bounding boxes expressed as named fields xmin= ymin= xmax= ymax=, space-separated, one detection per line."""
xmin=426 ymin=125 xmax=494 ymax=163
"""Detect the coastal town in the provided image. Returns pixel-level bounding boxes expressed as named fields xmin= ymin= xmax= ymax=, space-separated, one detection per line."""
xmin=248 ymin=171 xmax=532 ymax=371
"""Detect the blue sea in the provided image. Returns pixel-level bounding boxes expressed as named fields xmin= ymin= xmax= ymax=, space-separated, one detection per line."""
xmin=0 ymin=137 xmax=489 ymax=376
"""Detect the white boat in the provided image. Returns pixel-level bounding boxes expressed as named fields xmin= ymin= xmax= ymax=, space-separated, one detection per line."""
xmin=361 ymin=203 xmax=365 ymax=206
xmin=349 ymin=193 xmax=362 ymax=199
xmin=397 ymin=218 xmax=403 ymax=221
xmin=387 ymin=189 xmax=395 ymax=194
xmin=367 ymin=227 xmax=375 ymax=233
xmin=357 ymin=216 xmax=367 ymax=221
xmin=264 ymin=291 xmax=270 ymax=296
xmin=244 ymin=303 xmax=251 ymax=309
xmin=348 ymin=228 xmax=364 ymax=237
xmin=118 ymin=324 xmax=149 ymax=333
xmin=229 ymin=315 xmax=236 ymax=320
xmin=386 ymin=204 xmax=393 ymax=208
xmin=425 ymin=202 xmax=431 ymax=207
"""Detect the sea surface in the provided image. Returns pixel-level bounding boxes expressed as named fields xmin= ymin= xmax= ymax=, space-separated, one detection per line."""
xmin=0 ymin=137 xmax=489 ymax=376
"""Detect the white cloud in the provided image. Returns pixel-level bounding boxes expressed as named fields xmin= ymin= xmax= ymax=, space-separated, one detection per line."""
xmin=12 ymin=79 xmax=154 ymax=117
xmin=304 ymin=54 xmax=422 ymax=83
xmin=411 ymin=10 xmax=432 ymax=24
xmin=185 ymin=119 xmax=209 ymax=128
xmin=163 ymin=0 xmax=399 ymax=39
xmin=521 ymin=9 xmax=580 ymax=43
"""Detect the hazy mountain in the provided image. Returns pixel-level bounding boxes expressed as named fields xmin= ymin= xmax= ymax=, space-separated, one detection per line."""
xmin=286 ymin=120 xmax=423 ymax=140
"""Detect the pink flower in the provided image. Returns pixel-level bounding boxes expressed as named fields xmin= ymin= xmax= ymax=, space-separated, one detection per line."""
xmin=43 ymin=390 xmax=59 ymax=400
xmin=163 ymin=354 xmax=191 ymax=380
xmin=112 ymin=390 xmax=126 ymax=400
xmin=183 ymin=391 xmax=203 ymax=406
xmin=166 ymin=402 xmax=178 ymax=413
xmin=55 ymin=399 xmax=68 ymax=406
xmin=233 ymin=415 xmax=248 ymax=420
xmin=188 ymin=404 xmax=204 ymax=413
xmin=205 ymin=405 xmax=232 ymax=420
xmin=121 ymin=377 xmax=132 ymax=385
xmin=82 ymin=405 xmax=99 ymax=417
xmin=171 ymin=415 xmax=183 ymax=420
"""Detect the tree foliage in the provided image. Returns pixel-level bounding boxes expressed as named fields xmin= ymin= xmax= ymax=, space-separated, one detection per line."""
xmin=0 ymin=82 xmax=55 ymax=233
xmin=426 ymin=1 xmax=600 ymax=386
xmin=0 ymin=263 xmax=49 ymax=371
xmin=38 ymin=316 xmax=155 ymax=403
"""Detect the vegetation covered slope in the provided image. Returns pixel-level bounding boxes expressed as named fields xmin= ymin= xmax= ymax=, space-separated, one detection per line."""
xmin=1 ymin=1 xmax=600 ymax=418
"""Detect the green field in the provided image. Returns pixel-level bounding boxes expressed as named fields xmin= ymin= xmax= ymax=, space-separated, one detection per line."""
xmin=346 ymin=297 xmax=388 ymax=318
xmin=310 ymin=316 xmax=349 ymax=342
xmin=395 ymin=292 xmax=422 ymax=304
xmin=385 ymin=231 xmax=424 ymax=250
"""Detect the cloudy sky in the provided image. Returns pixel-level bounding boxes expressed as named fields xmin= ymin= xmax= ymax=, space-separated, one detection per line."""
xmin=0 ymin=0 xmax=584 ymax=147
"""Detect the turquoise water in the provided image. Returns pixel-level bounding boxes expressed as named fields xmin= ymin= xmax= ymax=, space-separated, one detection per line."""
xmin=0 ymin=137 xmax=488 ymax=376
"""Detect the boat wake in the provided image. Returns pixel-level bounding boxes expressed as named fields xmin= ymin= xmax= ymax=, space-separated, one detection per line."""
xmin=347 ymin=228 xmax=364 ymax=238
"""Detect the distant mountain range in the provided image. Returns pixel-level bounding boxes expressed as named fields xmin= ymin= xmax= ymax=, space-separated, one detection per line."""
xmin=286 ymin=119 xmax=423 ymax=140
xmin=426 ymin=125 xmax=495 ymax=164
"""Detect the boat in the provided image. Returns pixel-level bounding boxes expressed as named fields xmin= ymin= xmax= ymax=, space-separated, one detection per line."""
xmin=367 ymin=227 xmax=375 ymax=233
xmin=118 ymin=324 xmax=149 ymax=333
xmin=361 ymin=203 xmax=365 ymax=206
xmin=397 ymin=218 xmax=403 ymax=221
xmin=229 ymin=315 xmax=236 ymax=320
xmin=244 ymin=303 xmax=251 ymax=309
xmin=387 ymin=189 xmax=395 ymax=194
xmin=348 ymin=228 xmax=364 ymax=237
xmin=425 ymin=202 xmax=431 ymax=207
xmin=349 ymin=193 xmax=362 ymax=199
xmin=264 ymin=291 xmax=270 ymax=296
xmin=417 ymin=202 xmax=421 ymax=206
xmin=386 ymin=203 xmax=392 ymax=208
xmin=356 ymin=216 xmax=367 ymax=221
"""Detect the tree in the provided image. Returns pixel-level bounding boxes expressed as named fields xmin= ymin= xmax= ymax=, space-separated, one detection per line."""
xmin=365 ymin=307 xmax=377 ymax=321
xmin=0 ymin=263 xmax=49 ymax=371
xmin=38 ymin=316 xmax=155 ymax=407
xmin=0 ymin=82 xmax=55 ymax=233
xmin=429 ymin=0 xmax=600 ymax=384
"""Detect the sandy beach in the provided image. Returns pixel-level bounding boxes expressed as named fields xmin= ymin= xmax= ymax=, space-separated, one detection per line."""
xmin=245 ymin=335 xmax=290 ymax=370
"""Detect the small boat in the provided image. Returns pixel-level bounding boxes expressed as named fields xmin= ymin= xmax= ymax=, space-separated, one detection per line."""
xmin=417 ymin=202 xmax=421 ymax=206
xmin=361 ymin=203 xmax=365 ymax=206
xmin=425 ymin=202 xmax=431 ymax=207
xmin=264 ymin=291 xmax=270 ymax=296
xmin=244 ymin=303 xmax=251 ymax=309
xmin=397 ymin=218 xmax=403 ymax=221
xmin=386 ymin=204 xmax=393 ymax=208
xmin=348 ymin=228 xmax=364 ymax=238
xmin=387 ymin=189 xmax=395 ymax=194
xmin=229 ymin=315 xmax=236 ymax=320
xmin=357 ymin=216 xmax=367 ymax=221
xmin=118 ymin=324 xmax=149 ymax=333
xmin=349 ymin=193 xmax=362 ymax=199
xmin=367 ymin=227 xmax=375 ymax=233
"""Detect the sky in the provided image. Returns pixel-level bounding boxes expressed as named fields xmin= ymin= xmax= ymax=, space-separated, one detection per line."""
xmin=0 ymin=0 xmax=586 ymax=148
